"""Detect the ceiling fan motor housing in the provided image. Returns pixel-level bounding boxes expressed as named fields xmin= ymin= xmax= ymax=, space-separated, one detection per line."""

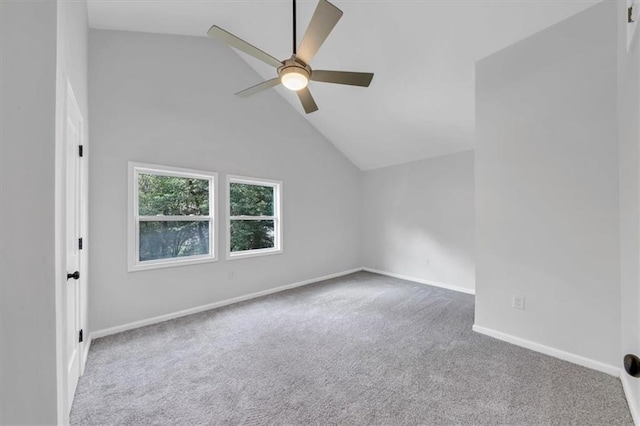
xmin=278 ymin=58 xmax=312 ymax=80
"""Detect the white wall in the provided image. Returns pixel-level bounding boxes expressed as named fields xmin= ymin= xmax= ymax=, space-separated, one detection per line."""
xmin=88 ymin=29 xmax=362 ymax=332
xmin=1 ymin=1 xmax=59 ymax=424
xmin=618 ymin=0 xmax=640 ymax=418
xmin=362 ymin=151 xmax=475 ymax=292
xmin=475 ymin=1 xmax=620 ymax=367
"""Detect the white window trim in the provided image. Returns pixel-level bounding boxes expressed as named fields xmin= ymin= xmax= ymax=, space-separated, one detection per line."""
xmin=128 ymin=162 xmax=218 ymax=272
xmin=226 ymin=174 xmax=283 ymax=260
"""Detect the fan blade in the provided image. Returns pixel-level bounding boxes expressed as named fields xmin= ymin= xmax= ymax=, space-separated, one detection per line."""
xmin=236 ymin=78 xmax=281 ymax=97
xmin=207 ymin=25 xmax=282 ymax=68
xmin=311 ymin=70 xmax=374 ymax=87
xmin=296 ymin=87 xmax=319 ymax=114
xmin=296 ymin=0 xmax=343 ymax=65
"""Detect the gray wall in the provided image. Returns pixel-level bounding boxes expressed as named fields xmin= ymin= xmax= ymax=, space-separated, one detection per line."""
xmin=475 ymin=1 xmax=620 ymax=367
xmin=618 ymin=0 xmax=640 ymax=414
xmin=362 ymin=151 xmax=475 ymax=292
xmin=0 ymin=2 xmax=58 ymax=423
xmin=88 ymin=29 xmax=362 ymax=332
xmin=0 ymin=0 xmax=87 ymax=423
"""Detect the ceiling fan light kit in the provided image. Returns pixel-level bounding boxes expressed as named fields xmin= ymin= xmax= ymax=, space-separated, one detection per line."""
xmin=279 ymin=59 xmax=311 ymax=91
xmin=207 ymin=0 xmax=374 ymax=113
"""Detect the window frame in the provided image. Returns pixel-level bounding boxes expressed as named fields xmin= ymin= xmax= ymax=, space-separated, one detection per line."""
xmin=226 ymin=174 xmax=283 ymax=260
xmin=128 ymin=162 xmax=218 ymax=272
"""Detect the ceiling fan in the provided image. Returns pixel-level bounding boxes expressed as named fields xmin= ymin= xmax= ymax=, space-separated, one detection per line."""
xmin=207 ymin=0 xmax=374 ymax=114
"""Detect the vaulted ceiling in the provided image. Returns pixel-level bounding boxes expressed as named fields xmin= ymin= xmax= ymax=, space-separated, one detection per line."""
xmin=88 ymin=0 xmax=600 ymax=170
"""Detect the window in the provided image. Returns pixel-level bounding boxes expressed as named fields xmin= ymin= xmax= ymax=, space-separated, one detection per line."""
xmin=128 ymin=162 xmax=217 ymax=271
xmin=227 ymin=175 xmax=282 ymax=259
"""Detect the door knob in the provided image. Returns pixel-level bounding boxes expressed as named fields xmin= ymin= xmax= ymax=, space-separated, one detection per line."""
xmin=624 ymin=354 xmax=640 ymax=378
xmin=66 ymin=271 xmax=80 ymax=280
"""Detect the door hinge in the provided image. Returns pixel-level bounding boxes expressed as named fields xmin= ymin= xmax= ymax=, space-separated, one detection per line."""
xmin=79 ymin=145 xmax=84 ymax=157
xmin=630 ymin=6 xmax=635 ymax=23
xmin=78 ymin=237 xmax=83 ymax=250
xmin=79 ymin=329 xmax=83 ymax=343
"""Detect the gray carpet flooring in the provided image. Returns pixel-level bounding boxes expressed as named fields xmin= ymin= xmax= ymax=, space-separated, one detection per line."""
xmin=71 ymin=272 xmax=633 ymax=425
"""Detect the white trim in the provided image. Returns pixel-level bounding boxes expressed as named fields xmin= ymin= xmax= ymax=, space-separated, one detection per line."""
xmin=472 ymin=324 xmax=620 ymax=377
xmin=54 ymin=74 xmax=68 ymax=425
xmin=91 ymin=268 xmax=363 ymax=339
xmin=226 ymin=174 xmax=283 ymax=260
xmin=81 ymin=334 xmax=91 ymax=376
xmin=138 ymin=216 xmax=211 ymax=222
xmin=128 ymin=162 xmax=218 ymax=272
xmin=229 ymin=215 xmax=277 ymax=221
xmin=621 ymin=373 xmax=640 ymax=425
xmin=78 ymin=83 xmax=89 ymax=379
xmin=226 ymin=175 xmax=282 ymax=188
xmin=226 ymin=247 xmax=284 ymax=261
xmin=362 ymin=267 xmax=475 ymax=295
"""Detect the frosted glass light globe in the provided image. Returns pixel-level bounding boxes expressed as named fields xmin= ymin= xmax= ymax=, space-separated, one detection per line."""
xmin=280 ymin=68 xmax=309 ymax=91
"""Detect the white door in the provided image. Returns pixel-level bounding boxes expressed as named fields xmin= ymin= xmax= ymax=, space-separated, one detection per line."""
xmin=64 ymin=82 xmax=84 ymax=412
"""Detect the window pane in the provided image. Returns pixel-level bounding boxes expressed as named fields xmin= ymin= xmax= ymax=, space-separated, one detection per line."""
xmin=230 ymin=183 xmax=274 ymax=216
xmin=139 ymin=221 xmax=209 ymax=261
xmin=138 ymin=174 xmax=209 ymax=216
xmin=230 ymin=220 xmax=274 ymax=252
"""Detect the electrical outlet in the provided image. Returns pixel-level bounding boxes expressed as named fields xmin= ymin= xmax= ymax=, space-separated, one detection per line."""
xmin=228 ymin=271 xmax=235 ymax=280
xmin=425 ymin=257 xmax=430 ymax=265
xmin=512 ymin=296 xmax=525 ymax=310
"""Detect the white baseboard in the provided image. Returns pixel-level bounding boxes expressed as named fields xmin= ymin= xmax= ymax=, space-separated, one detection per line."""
xmin=81 ymin=335 xmax=91 ymax=376
xmin=363 ymin=267 xmax=475 ymax=295
xmin=621 ymin=373 xmax=640 ymax=425
xmin=472 ymin=324 xmax=619 ymax=377
xmin=91 ymin=267 xmax=363 ymax=340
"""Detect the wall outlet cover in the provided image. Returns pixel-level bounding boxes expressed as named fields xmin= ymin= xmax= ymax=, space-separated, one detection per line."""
xmin=513 ymin=296 xmax=525 ymax=310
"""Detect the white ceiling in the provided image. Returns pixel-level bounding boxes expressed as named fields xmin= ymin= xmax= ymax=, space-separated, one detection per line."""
xmin=88 ymin=0 xmax=600 ymax=170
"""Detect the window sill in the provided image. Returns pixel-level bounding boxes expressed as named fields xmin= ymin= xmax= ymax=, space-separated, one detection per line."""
xmin=128 ymin=255 xmax=217 ymax=272
xmin=226 ymin=248 xmax=283 ymax=261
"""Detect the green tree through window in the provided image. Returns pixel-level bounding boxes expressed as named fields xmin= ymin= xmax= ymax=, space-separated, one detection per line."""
xmin=229 ymin=178 xmax=281 ymax=255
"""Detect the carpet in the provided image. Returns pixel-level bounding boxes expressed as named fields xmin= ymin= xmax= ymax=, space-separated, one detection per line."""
xmin=71 ymin=271 xmax=633 ymax=425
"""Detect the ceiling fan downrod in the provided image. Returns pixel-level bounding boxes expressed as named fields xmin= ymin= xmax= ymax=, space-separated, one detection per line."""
xmin=293 ymin=0 xmax=297 ymax=55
